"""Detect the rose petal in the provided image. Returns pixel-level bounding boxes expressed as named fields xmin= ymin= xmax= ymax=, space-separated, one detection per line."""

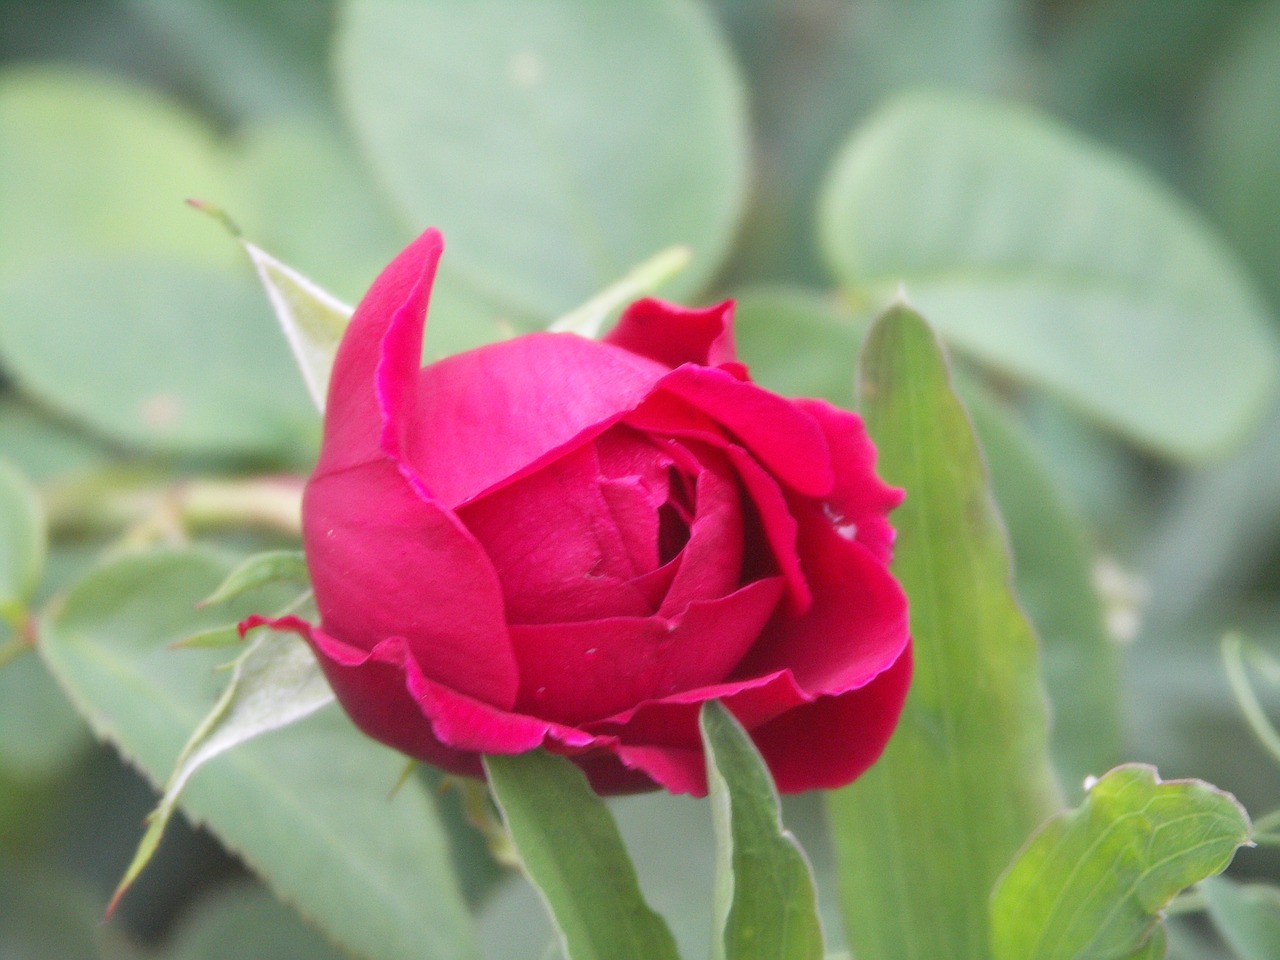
xmin=318 ymin=228 xmax=443 ymax=477
xmin=303 ymin=457 xmax=518 ymax=708
xmin=796 ymin=399 xmax=903 ymax=563
xmin=408 ymin=333 xmax=670 ymax=507
xmin=604 ymin=297 xmax=738 ymax=370
xmin=654 ymin=366 xmax=835 ymax=497
xmin=719 ymin=444 xmax=810 ymax=613
xmin=656 ymin=442 xmax=745 ymax=616
xmin=750 ymin=648 xmax=913 ymax=793
xmin=735 ymin=498 xmax=909 ymax=699
xmin=613 ymin=744 xmax=707 ymax=795
xmin=509 ymin=576 xmax=784 ymax=725
xmin=458 ymin=443 xmax=655 ymax=624
xmin=241 ymin=615 xmax=482 ymax=778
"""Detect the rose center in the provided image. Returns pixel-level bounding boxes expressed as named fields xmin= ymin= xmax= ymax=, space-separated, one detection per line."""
xmin=656 ymin=466 xmax=695 ymax=565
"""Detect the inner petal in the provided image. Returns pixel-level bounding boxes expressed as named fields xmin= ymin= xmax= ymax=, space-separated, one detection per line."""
xmin=458 ymin=443 xmax=652 ymax=624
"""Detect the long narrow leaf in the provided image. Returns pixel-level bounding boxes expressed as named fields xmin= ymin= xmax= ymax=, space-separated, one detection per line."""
xmin=484 ymin=751 xmax=679 ymax=960
xmin=701 ymin=700 xmax=823 ymax=960
xmin=827 ymin=303 xmax=1060 ymax=960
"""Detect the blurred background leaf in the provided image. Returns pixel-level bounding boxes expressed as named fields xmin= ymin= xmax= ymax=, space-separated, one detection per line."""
xmin=3 ymin=0 xmax=1280 ymax=956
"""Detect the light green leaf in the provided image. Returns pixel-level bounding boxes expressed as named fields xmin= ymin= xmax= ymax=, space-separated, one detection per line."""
xmin=231 ymin=118 xmax=516 ymax=362
xmin=484 ymin=750 xmax=679 ymax=960
xmin=110 ymin=623 xmax=335 ymax=913
xmin=828 ymin=304 xmax=1060 ymax=960
xmin=0 ymin=654 xmax=90 ymax=781
xmin=200 ymin=550 xmax=309 ymax=608
xmin=967 ymin=391 xmax=1122 ymax=798
xmin=701 ymin=700 xmax=823 ymax=960
xmin=337 ymin=0 xmax=748 ymax=317
xmin=1202 ymin=876 xmax=1280 ymax=960
xmin=242 ymin=241 xmax=352 ymax=411
xmin=820 ymin=93 xmax=1279 ymax=459
xmin=990 ymin=765 xmax=1251 ymax=960
xmin=0 ymin=67 xmax=239 ymax=275
xmin=39 ymin=548 xmax=479 ymax=960
xmin=549 ymin=245 xmax=692 ymax=338
xmin=0 ymin=459 xmax=44 ymax=626
xmin=0 ymin=256 xmax=315 ymax=458
xmin=731 ymin=288 xmax=866 ymax=405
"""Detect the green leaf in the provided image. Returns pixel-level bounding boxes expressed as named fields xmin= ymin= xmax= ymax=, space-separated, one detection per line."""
xmin=163 ymin=884 xmax=348 ymax=960
xmin=1201 ymin=1 xmax=1280 ymax=306
xmin=967 ymin=391 xmax=1122 ymax=797
xmin=701 ymin=700 xmax=823 ymax=960
xmin=484 ymin=750 xmax=679 ymax=960
xmin=1202 ymin=876 xmax=1280 ymax=960
xmin=0 ymin=654 xmax=90 ymax=781
xmin=337 ymin=0 xmax=748 ymax=317
xmin=731 ymin=288 xmax=866 ymax=405
xmin=0 ymin=255 xmax=316 ymax=458
xmin=0 ymin=865 xmax=118 ymax=960
xmin=231 ymin=118 xmax=516 ymax=362
xmin=200 ymin=550 xmax=309 ymax=608
xmin=820 ymin=92 xmax=1279 ymax=459
xmin=0 ymin=67 xmax=239 ymax=275
xmin=827 ymin=304 xmax=1060 ymax=960
xmin=110 ymin=623 xmax=335 ymax=913
xmin=241 ymin=241 xmax=352 ymax=411
xmin=549 ymin=245 xmax=693 ymax=338
xmin=39 ymin=548 xmax=479 ymax=960
xmin=990 ymin=765 xmax=1251 ymax=960
xmin=0 ymin=459 xmax=44 ymax=625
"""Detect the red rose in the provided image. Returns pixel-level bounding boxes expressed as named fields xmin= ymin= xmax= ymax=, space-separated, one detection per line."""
xmin=252 ymin=228 xmax=910 ymax=795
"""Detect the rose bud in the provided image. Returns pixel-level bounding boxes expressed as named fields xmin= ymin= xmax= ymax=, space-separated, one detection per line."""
xmin=248 ymin=228 xmax=911 ymax=796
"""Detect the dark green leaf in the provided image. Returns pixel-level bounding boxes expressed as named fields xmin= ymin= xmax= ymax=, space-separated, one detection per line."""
xmin=484 ymin=750 xmax=679 ymax=960
xmin=163 ymin=884 xmax=348 ymax=960
xmin=1201 ymin=2 xmax=1280 ymax=306
xmin=828 ymin=304 xmax=1060 ymax=960
xmin=701 ymin=700 xmax=823 ymax=960
xmin=990 ymin=765 xmax=1250 ymax=960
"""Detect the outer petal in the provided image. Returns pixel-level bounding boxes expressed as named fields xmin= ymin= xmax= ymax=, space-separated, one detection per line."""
xmin=796 ymin=398 xmax=903 ymax=563
xmin=604 ymin=297 xmax=739 ymax=370
xmin=509 ymin=576 xmax=785 ymax=725
xmin=248 ymin=616 xmax=604 ymax=771
xmin=736 ymin=498 xmax=909 ymax=700
xmin=409 ymin=333 xmax=671 ymax=506
xmin=751 ymin=648 xmax=913 ymax=793
xmin=630 ymin=372 xmax=835 ymax=498
xmin=317 ymin=228 xmax=443 ymax=477
xmin=303 ymin=457 xmax=518 ymax=708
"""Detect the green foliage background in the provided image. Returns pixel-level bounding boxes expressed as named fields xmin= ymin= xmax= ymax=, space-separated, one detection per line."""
xmin=3 ymin=1 xmax=1280 ymax=957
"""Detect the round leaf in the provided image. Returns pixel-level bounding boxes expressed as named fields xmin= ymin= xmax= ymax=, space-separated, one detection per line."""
xmin=820 ymin=92 xmax=1279 ymax=460
xmin=0 ymin=66 xmax=238 ymax=275
xmin=337 ymin=0 xmax=749 ymax=317
xmin=0 ymin=256 xmax=315 ymax=456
